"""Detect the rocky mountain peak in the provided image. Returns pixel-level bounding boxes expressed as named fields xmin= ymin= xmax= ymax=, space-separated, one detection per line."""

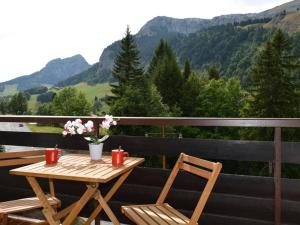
xmin=137 ymin=16 xmax=210 ymax=36
xmin=0 ymin=54 xmax=91 ymax=91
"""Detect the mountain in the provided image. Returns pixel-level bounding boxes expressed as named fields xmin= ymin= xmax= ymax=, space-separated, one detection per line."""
xmin=258 ymin=0 xmax=300 ymax=18
xmin=264 ymin=11 xmax=300 ymax=32
xmin=93 ymin=14 xmax=263 ymax=83
xmin=56 ymin=63 xmax=99 ymax=87
xmin=46 ymin=1 xmax=300 ymax=88
xmin=0 ymin=54 xmax=91 ymax=92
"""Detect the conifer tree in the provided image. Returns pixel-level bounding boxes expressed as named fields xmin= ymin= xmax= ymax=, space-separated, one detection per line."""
xmin=107 ymin=26 xmax=144 ymax=106
xmin=246 ymin=30 xmax=299 ymax=118
xmin=107 ymin=27 xmax=169 ymax=121
xmin=148 ymin=40 xmax=183 ymax=109
xmin=183 ymin=59 xmax=191 ymax=80
xmin=179 ymin=72 xmax=202 ymax=116
xmin=147 ymin=39 xmax=167 ymax=77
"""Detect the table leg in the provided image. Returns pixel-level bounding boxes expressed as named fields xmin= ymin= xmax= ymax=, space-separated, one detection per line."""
xmin=84 ymin=169 xmax=133 ymax=225
xmin=26 ymin=176 xmax=60 ymax=225
xmin=62 ymin=183 xmax=99 ymax=225
xmin=53 ymin=202 xmax=77 ymax=221
xmin=95 ymin=191 xmax=120 ymax=225
xmin=49 ymin=179 xmax=55 ymax=197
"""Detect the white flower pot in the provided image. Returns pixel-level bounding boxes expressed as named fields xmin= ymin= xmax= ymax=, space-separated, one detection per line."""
xmin=88 ymin=143 xmax=103 ymax=161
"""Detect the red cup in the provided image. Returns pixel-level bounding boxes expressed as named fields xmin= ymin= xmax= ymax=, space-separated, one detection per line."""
xmin=46 ymin=149 xmax=62 ymax=165
xmin=112 ymin=150 xmax=129 ymax=167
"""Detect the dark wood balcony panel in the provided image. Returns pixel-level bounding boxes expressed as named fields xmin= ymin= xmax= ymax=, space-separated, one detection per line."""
xmin=0 ymin=131 xmax=88 ymax=150
xmin=1 ymin=131 xmax=300 ymax=163
xmin=124 ymin=167 xmax=300 ymax=201
xmin=1 ymin=167 xmax=271 ymax=198
xmin=0 ymin=116 xmax=300 ymax=127
xmin=105 ymin=135 xmax=276 ymax=162
xmin=107 ymin=202 xmax=277 ymax=225
xmin=1 ymin=166 xmax=300 ymax=224
xmin=124 ymin=167 xmax=274 ymax=198
xmin=113 ymin=183 xmax=275 ymax=221
xmin=1 ymin=181 xmax=299 ymax=225
xmin=199 ymin=213 xmax=274 ymax=225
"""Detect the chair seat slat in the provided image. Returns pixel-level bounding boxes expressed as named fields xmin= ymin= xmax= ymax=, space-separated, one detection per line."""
xmin=0 ymin=196 xmax=60 ymax=214
xmin=122 ymin=204 xmax=192 ymax=225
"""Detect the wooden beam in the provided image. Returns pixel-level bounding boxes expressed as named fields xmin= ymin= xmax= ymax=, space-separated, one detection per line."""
xmin=0 ymin=116 xmax=300 ymax=127
xmin=274 ymin=127 xmax=281 ymax=225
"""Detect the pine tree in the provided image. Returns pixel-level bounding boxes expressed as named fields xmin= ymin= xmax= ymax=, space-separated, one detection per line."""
xmin=113 ymin=26 xmax=144 ymax=84
xmin=246 ymin=30 xmax=299 ymax=118
xmin=179 ymin=72 xmax=202 ymax=116
xmin=183 ymin=59 xmax=191 ymax=80
xmin=148 ymin=40 xmax=183 ymax=109
xmin=107 ymin=27 xmax=169 ymax=122
xmin=147 ymin=39 xmax=167 ymax=77
xmin=107 ymin=26 xmax=144 ymax=106
xmin=110 ymin=79 xmax=168 ymax=117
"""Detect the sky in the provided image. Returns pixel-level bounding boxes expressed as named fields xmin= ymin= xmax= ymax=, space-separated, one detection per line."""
xmin=0 ymin=0 xmax=292 ymax=82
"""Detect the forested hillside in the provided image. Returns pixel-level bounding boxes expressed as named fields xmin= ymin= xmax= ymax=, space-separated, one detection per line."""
xmin=59 ymin=11 xmax=300 ymax=87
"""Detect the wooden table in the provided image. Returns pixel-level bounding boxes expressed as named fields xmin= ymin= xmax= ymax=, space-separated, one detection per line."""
xmin=10 ymin=154 xmax=144 ymax=225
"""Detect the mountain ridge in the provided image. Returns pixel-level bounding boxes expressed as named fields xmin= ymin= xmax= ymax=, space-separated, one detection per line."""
xmin=0 ymin=54 xmax=91 ymax=93
xmin=66 ymin=1 xmax=300 ymax=86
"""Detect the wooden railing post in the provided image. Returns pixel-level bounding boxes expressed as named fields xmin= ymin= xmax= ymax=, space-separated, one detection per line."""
xmin=274 ymin=127 xmax=281 ymax=225
xmin=161 ymin=125 xmax=166 ymax=169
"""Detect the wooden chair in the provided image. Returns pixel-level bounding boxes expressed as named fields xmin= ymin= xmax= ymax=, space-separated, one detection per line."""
xmin=0 ymin=150 xmax=60 ymax=225
xmin=121 ymin=153 xmax=222 ymax=225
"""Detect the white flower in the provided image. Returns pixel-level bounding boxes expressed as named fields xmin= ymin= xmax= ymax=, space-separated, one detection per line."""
xmin=63 ymin=115 xmax=117 ymax=144
xmin=77 ymin=127 xmax=84 ymax=135
xmin=105 ymin=114 xmax=113 ymax=121
xmin=64 ymin=121 xmax=72 ymax=129
xmin=75 ymin=119 xmax=82 ymax=124
xmin=68 ymin=127 xmax=75 ymax=135
xmin=85 ymin=120 xmax=94 ymax=128
xmin=101 ymin=120 xmax=111 ymax=129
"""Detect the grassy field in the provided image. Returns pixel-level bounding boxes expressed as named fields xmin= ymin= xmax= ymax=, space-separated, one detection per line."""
xmin=28 ymin=82 xmax=112 ymax=113
xmin=28 ymin=94 xmax=39 ymax=112
xmin=27 ymin=123 xmax=63 ymax=133
xmin=71 ymin=82 xmax=112 ymax=100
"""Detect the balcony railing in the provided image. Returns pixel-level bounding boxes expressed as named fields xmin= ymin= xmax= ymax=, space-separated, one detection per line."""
xmin=0 ymin=116 xmax=299 ymax=225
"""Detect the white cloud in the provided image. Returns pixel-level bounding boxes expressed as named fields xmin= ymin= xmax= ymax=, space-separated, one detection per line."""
xmin=0 ymin=0 xmax=291 ymax=82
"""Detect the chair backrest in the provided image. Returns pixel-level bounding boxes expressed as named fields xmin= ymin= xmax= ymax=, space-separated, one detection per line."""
xmin=156 ymin=153 xmax=222 ymax=225
xmin=0 ymin=150 xmax=46 ymax=167
xmin=0 ymin=150 xmax=57 ymax=197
